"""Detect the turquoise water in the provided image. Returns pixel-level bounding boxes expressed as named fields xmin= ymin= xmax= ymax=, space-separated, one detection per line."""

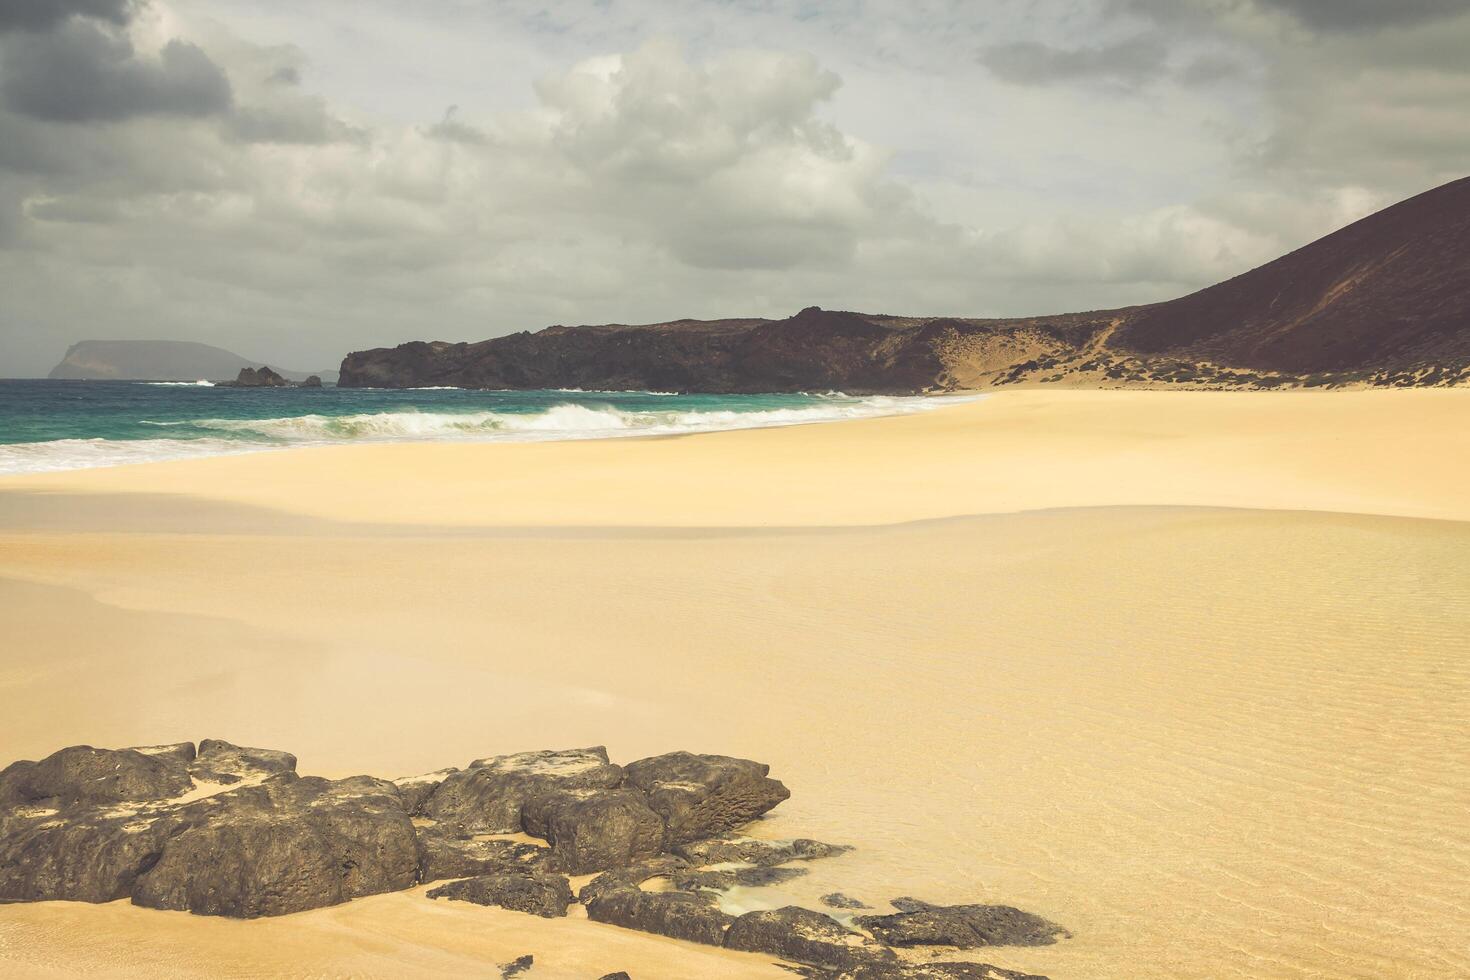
xmin=0 ymin=380 xmax=944 ymax=473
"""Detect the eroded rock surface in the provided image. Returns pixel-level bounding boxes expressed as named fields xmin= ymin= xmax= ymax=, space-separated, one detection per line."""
xmin=0 ymin=802 xmax=179 ymax=904
xmin=539 ymin=787 xmax=665 ymax=873
xmin=421 ymin=747 xmax=622 ymax=833
xmin=131 ymin=774 xmax=419 ymax=917
xmin=585 ymin=887 xmax=736 ymax=946
xmin=674 ymin=836 xmax=849 ymax=867
xmin=837 ymin=964 xmax=1050 ymax=980
xmin=416 ymin=826 xmax=549 ymax=884
xmin=392 ymin=768 xmax=457 ymax=814
xmin=0 ymin=745 xmax=193 ymax=808
xmin=856 ymin=905 xmax=1070 ymax=948
xmin=426 ymin=872 xmax=573 ymax=918
xmin=624 ymin=752 xmax=791 ymax=843
xmin=578 ymin=855 xmax=690 ymax=904
xmin=724 ymin=905 xmax=897 ymax=971
xmin=190 ymin=739 xmax=297 ymax=785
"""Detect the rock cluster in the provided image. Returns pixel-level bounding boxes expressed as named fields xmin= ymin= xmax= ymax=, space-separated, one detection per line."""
xmin=0 ymin=741 xmax=789 ymax=918
xmin=0 ymin=740 xmax=415 ymax=916
xmin=1 ymin=739 xmax=1065 ymax=978
xmin=217 ymin=367 xmax=323 ymax=388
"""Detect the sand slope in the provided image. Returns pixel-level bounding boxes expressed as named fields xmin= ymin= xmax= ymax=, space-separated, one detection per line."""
xmin=1 ymin=390 xmax=1467 ymax=979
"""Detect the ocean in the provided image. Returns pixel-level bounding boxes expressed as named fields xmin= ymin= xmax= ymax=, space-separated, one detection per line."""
xmin=0 ymin=380 xmax=950 ymax=474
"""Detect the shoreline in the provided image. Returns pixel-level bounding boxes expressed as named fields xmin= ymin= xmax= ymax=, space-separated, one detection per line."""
xmin=3 ymin=389 xmax=1467 ymax=526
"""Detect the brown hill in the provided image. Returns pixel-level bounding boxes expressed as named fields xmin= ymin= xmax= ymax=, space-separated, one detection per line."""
xmin=340 ymin=177 xmax=1470 ymax=392
xmin=1117 ymin=175 xmax=1470 ymax=374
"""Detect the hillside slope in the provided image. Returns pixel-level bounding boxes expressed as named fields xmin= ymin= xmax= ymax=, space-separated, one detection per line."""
xmin=340 ymin=177 xmax=1470 ymax=392
xmin=1117 ymin=175 xmax=1470 ymax=374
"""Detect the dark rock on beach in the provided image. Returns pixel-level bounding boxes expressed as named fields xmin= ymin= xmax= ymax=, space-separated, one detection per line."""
xmin=0 ymin=801 xmax=181 ymax=904
xmin=624 ymin=752 xmax=791 ymax=844
xmin=190 ymin=738 xmax=297 ymax=784
xmin=0 ymin=745 xmax=193 ymax=808
xmin=501 ymin=955 xmax=535 ymax=979
xmin=585 ymin=886 xmax=737 ymax=946
xmin=426 ymin=872 xmax=573 ymax=918
xmin=392 ymin=767 xmax=457 ymax=814
xmin=855 ymin=904 xmax=1070 ymax=948
xmin=0 ymin=735 xmax=1068 ymax=979
xmin=538 ymin=787 xmax=666 ymax=874
xmin=724 ymin=905 xmax=897 ymax=971
xmin=421 ymin=747 xmax=623 ymax=834
xmin=578 ymin=854 xmax=690 ymax=904
xmin=837 ymin=964 xmax=1051 ymax=980
xmin=674 ymin=836 xmax=849 ymax=867
xmin=673 ymin=864 xmax=809 ymax=892
xmin=416 ymin=825 xmax=549 ymax=884
xmin=131 ymin=774 xmax=419 ymax=917
xmin=889 ymin=897 xmax=936 ymax=913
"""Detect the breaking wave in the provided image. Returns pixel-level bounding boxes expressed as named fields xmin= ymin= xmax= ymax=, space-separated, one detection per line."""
xmin=0 ymin=393 xmax=973 ymax=474
xmin=153 ymin=397 xmax=945 ymax=442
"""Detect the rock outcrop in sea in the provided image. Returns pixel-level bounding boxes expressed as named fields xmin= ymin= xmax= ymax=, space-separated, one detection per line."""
xmin=0 ymin=739 xmax=1065 ymax=978
xmin=217 ymin=366 xmax=322 ymax=388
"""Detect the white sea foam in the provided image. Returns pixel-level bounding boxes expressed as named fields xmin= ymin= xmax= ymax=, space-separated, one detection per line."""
xmin=139 ymin=380 xmax=215 ymax=387
xmin=167 ymin=396 xmax=955 ymax=443
xmin=0 ymin=437 xmax=268 ymax=474
xmin=0 ymin=395 xmax=976 ymax=474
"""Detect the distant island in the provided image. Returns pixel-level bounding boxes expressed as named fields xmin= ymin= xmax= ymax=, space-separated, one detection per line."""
xmin=49 ymin=340 xmax=336 ymax=384
xmin=340 ymin=176 xmax=1470 ymax=393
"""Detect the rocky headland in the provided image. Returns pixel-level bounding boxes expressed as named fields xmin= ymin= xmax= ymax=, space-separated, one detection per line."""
xmin=1 ymin=739 xmax=1067 ymax=979
xmin=339 ymin=175 xmax=1470 ymax=394
xmin=47 ymin=340 xmax=335 ymax=384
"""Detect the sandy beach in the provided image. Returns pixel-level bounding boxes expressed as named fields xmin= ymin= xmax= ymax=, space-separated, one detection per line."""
xmin=2 ymin=390 xmax=1468 ymax=979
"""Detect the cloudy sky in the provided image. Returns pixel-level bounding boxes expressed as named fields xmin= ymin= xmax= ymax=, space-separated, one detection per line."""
xmin=1 ymin=0 xmax=1467 ymax=375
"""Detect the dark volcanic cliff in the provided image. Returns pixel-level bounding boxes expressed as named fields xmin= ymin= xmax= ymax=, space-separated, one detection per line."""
xmin=340 ymin=177 xmax=1470 ymax=392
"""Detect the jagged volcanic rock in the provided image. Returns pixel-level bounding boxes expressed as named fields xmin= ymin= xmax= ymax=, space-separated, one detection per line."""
xmin=426 ymin=871 xmax=573 ymax=918
xmin=415 ymin=826 xmax=549 ymax=884
xmin=724 ymin=905 xmax=898 ymax=971
xmin=420 ymin=747 xmax=623 ymax=834
xmin=623 ymin=751 xmax=791 ymax=844
xmin=584 ymin=887 xmax=737 ymax=946
xmin=130 ymin=774 xmax=420 ymax=917
xmin=855 ymin=904 xmax=1071 ymax=948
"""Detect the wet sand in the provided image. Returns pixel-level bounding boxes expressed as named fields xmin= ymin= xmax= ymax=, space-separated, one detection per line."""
xmin=1 ymin=390 xmax=1467 ymax=979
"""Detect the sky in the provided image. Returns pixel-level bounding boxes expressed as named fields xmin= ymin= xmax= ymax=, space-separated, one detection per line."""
xmin=1 ymin=0 xmax=1467 ymax=375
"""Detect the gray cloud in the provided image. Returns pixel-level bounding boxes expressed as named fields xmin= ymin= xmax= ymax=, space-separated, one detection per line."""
xmin=227 ymin=97 xmax=365 ymax=144
xmin=0 ymin=0 xmax=132 ymax=33
xmin=425 ymin=106 xmax=487 ymax=145
xmin=0 ymin=0 xmax=1464 ymax=378
xmin=1255 ymin=0 xmax=1469 ymax=32
xmin=0 ymin=19 xmax=231 ymax=122
xmin=980 ymin=36 xmax=1170 ymax=86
